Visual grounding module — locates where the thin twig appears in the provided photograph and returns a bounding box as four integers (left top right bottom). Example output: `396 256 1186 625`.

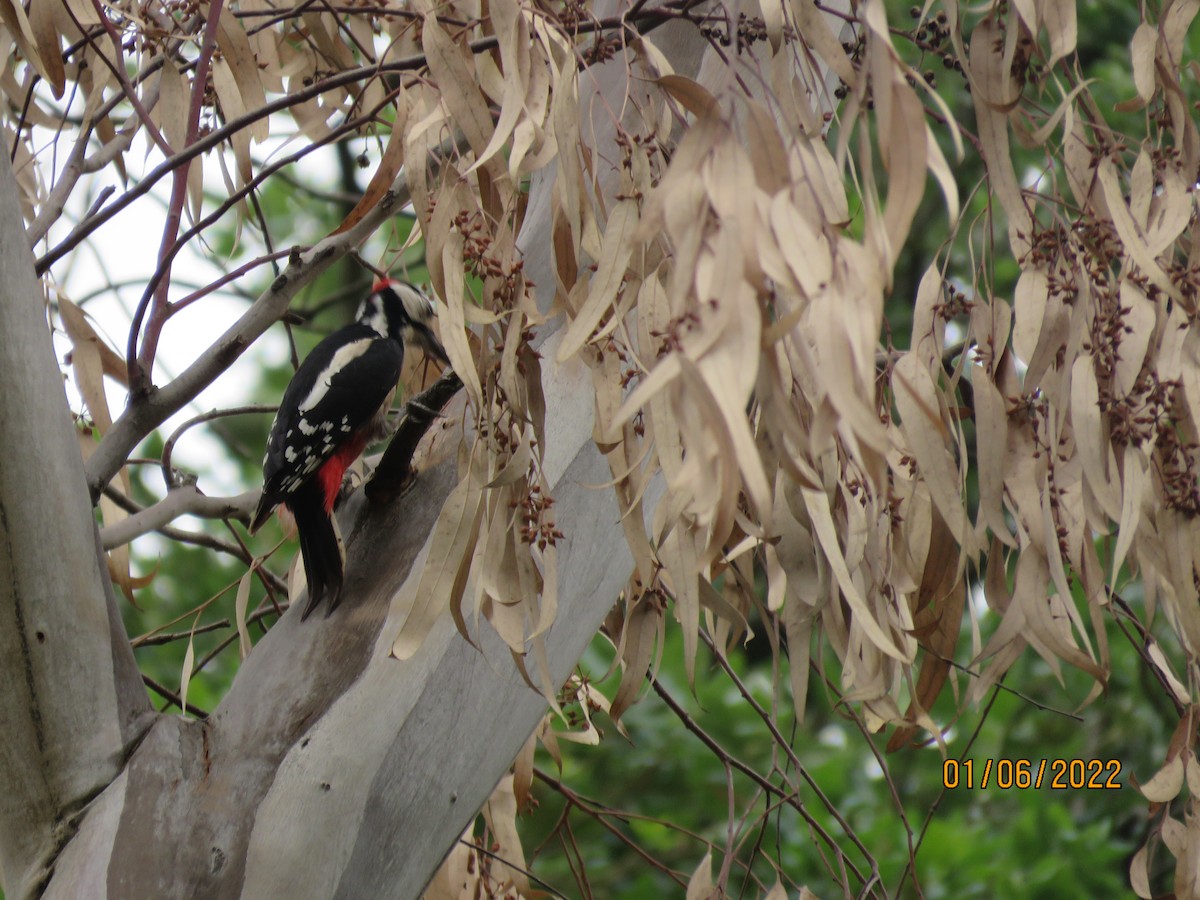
133 595 287 648
134 618 231 647
143 673 209 718
648 674 874 894
170 250 292 313
696 631 883 889
160 405 277 490
83 0 173 155
128 0 227 394
534 768 691 888
899 685 1003 892
461 840 572 900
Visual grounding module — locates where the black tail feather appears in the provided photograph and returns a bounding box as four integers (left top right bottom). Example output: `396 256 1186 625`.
289 482 344 620
247 491 275 535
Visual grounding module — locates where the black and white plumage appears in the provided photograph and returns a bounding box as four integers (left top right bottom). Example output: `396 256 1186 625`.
249 278 448 619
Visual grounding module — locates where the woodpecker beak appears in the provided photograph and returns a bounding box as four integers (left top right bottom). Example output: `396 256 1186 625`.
408 321 451 368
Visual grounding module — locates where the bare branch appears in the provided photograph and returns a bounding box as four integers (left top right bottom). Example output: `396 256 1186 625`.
367 372 464 503
99 486 258 550
142 674 208 718
26 126 93 246
82 0 173 156
128 0 227 394
648 674 877 894
160 405 277 489
100 486 286 591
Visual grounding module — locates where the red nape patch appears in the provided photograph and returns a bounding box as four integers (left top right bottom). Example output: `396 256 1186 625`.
316 430 373 513
371 276 395 294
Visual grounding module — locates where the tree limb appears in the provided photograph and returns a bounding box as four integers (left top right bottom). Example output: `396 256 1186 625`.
366 372 464 504
0 150 152 899
98 486 259 550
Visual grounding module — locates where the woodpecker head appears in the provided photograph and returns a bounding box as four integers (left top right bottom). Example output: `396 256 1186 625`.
361 278 450 367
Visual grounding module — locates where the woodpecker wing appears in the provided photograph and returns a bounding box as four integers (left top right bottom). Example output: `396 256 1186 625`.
256 323 404 518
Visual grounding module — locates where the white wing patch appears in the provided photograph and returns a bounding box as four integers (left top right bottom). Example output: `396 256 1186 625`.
298 338 374 412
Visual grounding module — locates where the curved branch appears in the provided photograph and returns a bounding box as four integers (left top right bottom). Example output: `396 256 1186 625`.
99 486 259 550
128 0 226 394
367 372 464 503
160 405 277 489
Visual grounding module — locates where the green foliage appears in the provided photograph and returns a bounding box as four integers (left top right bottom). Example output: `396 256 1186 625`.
523 614 1156 898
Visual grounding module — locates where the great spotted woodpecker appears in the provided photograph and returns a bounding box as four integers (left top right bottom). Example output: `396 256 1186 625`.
249 278 449 619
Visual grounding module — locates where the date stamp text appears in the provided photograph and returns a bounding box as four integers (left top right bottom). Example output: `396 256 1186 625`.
942 758 1123 790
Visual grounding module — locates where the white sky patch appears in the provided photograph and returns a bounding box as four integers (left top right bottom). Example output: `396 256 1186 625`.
1021 163 1050 192
818 724 846 748
969 579 989 619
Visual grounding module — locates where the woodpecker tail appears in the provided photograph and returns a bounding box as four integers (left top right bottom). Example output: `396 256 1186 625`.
288 481 344 619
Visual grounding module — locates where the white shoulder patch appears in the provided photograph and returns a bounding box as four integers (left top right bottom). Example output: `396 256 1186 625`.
299 338 374 412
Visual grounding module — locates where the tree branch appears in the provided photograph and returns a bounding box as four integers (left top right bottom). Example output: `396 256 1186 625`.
366 372 464 504
99 486 259 550
128 0 226 394
83 0 173 157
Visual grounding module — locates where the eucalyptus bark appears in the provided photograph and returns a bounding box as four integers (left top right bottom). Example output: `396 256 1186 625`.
0 144 153 897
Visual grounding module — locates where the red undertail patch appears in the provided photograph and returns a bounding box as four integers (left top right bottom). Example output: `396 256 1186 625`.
316 430 373 514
